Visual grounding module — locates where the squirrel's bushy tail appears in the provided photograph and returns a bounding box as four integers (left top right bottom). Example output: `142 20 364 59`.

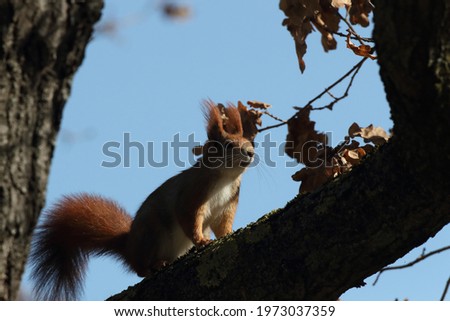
30 193 133 300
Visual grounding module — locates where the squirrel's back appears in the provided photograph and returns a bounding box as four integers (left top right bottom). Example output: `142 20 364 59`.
30 194 132 300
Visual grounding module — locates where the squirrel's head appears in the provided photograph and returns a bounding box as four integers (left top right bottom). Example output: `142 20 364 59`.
201 100 255 170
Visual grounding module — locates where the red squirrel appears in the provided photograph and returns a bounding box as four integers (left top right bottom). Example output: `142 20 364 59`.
29 100 256 300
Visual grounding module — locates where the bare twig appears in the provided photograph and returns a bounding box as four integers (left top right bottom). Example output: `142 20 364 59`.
258 57 368 133
326 90 338 100
337 12 365 45
299 57 367 110
258 121 286 133
262 111 287 124
312 58 365 111
312 17 374 43
311 12 375 42
440 277 450 301
332 30 374 43
258 111 288 133
373 245 450 286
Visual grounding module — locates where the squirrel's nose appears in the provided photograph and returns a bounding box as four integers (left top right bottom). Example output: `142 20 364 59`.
245 149 255 158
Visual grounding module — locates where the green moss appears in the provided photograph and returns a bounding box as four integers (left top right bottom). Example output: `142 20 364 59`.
256 207 282 223
244 223 272 244
285 193 302 207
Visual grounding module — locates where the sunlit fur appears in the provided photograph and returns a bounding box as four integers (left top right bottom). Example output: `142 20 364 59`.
30 194 132 300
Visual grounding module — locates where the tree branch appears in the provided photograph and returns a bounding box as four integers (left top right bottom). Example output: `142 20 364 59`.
440 277 450 301
372 246 450 285
261 111 287 124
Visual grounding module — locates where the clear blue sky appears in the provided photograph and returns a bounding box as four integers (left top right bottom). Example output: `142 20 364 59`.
22 0 449 300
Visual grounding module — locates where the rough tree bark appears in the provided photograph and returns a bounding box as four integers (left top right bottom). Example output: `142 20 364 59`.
0 0 103 300
109 0 449 300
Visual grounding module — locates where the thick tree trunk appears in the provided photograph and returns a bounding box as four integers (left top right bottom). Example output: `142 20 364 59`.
109 0 449 300
0 0 102 300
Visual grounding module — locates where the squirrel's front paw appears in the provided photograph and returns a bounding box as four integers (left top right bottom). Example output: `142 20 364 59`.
194 238 212 247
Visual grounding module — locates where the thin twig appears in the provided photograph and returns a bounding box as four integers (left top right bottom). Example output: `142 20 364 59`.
373 245 450 286
312 58 365 111
332 30 374 43
311 13 375 43
262 111 287 124
298 57 367 110
337 12 365 45
258 57 368 133
313 19 374 43
440 277 450 301
258 121 286 133
326 90 338 100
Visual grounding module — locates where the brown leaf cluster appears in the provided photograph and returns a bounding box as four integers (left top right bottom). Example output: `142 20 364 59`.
348 122 390 145
285 106 328 167
237 101 263 141
279 0 373 72
348 0 373 27
287 113 390 193
292 165 337 194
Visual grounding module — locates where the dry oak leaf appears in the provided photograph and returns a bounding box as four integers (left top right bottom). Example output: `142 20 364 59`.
285 106 328 167
280 0 340 73
349 0 373 27
348 122 390 145
292 164 336 193
312 1 339 53
346 33 377 59
360 143 375 154
237 101 263 142
247 100 271 110
342 147 366 165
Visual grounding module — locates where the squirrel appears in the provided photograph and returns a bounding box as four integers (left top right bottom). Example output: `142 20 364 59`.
29 100 256 300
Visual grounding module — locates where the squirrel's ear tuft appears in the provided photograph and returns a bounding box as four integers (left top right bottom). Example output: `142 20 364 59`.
202 99 226 141
224 104 243 136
